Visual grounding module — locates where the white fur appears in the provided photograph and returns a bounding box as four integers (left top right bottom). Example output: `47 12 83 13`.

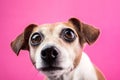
62 52 98 80
74 52 97 80
29 23 98 80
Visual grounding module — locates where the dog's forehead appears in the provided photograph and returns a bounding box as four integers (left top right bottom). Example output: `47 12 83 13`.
32 22 74 34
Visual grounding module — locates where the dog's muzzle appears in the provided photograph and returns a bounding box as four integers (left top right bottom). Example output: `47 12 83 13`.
40 46 63 71
41 46 59 63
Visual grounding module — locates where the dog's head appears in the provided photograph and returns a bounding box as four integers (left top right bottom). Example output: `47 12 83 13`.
11 18 100 79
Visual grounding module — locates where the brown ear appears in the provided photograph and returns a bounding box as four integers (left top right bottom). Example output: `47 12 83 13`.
69 18 100 46
11 24 37 55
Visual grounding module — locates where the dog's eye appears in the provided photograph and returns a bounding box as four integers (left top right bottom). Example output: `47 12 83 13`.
30 33 43 46
61 28 76 42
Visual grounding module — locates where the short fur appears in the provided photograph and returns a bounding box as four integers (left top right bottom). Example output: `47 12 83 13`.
11 18 105 80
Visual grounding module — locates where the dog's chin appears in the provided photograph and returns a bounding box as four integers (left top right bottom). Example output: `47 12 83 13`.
38 66 63 71
37 66 69 78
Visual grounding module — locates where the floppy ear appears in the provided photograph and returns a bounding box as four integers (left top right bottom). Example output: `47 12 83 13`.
10 24 37 55
69 18 100 46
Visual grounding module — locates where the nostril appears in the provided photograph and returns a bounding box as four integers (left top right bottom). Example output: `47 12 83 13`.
41 50 47 59
51 49 58 59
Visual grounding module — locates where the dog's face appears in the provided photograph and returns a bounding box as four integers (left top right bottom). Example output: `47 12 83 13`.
11 18 100 79
29 23 81 78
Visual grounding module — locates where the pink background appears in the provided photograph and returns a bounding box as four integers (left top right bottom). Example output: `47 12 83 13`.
0 0 120 80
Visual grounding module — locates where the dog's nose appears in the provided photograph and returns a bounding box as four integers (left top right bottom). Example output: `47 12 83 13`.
41 46 59 62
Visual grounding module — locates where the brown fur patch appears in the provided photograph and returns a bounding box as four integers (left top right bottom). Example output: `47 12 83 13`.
11 24 37 55
69 18 100 46
11 33 24 55
74 51 82 68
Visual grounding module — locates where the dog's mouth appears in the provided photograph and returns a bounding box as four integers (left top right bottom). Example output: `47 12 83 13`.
39 66 63 71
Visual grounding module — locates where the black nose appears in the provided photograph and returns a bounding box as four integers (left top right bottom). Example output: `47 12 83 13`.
41 46 59 63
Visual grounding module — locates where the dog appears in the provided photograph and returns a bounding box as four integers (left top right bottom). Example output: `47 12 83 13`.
11 18 105 80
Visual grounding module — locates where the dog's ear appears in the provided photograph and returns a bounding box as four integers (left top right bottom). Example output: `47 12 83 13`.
69 18 100 46
11 24 37 55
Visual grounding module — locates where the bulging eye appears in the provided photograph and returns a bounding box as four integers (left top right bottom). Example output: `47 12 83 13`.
30 32 43 46
61 28 76 42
